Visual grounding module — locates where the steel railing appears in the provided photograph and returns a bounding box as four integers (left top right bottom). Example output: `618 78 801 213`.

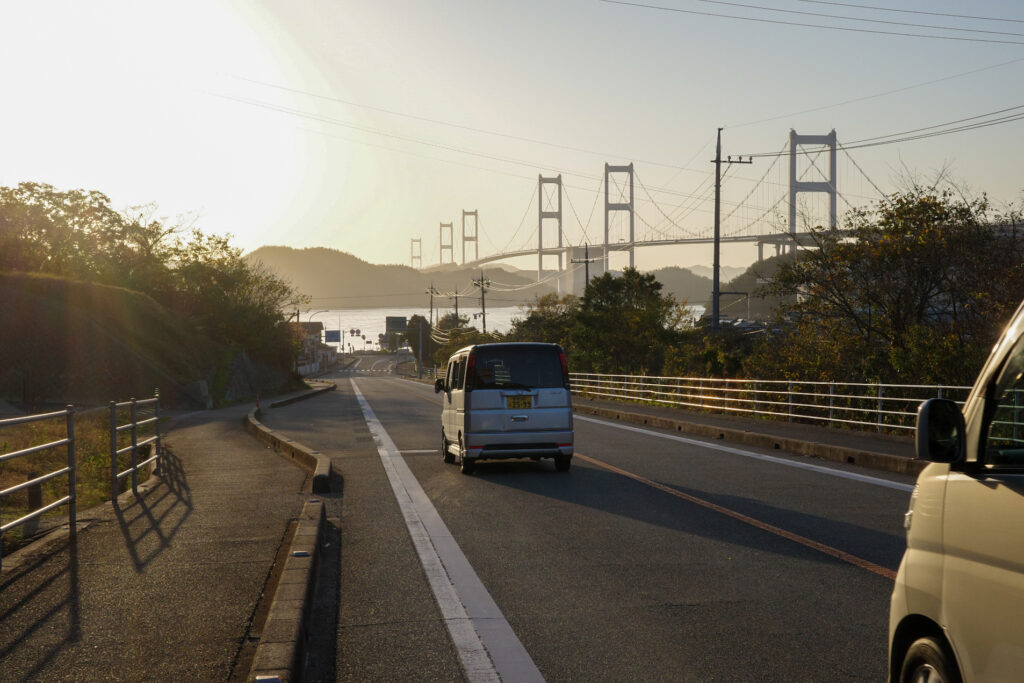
1 391 161 571
109 392 162 500
570 373 972 433
0 406 76 570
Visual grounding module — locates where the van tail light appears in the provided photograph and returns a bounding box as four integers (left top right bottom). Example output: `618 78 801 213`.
559 350 570 389
465 352 476 391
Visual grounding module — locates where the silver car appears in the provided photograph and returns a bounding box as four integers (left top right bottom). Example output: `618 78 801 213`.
435 342 574 474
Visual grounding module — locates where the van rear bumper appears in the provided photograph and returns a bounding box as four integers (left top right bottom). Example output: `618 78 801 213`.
464 430 574 459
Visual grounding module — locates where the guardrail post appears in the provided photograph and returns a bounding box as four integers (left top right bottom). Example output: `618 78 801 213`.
109 401 118 502
154 389 162 476
788 382 793 422
23 472 42 537
824 384 831 420
877 385 884 433
66 404 77 537
130 398 139 495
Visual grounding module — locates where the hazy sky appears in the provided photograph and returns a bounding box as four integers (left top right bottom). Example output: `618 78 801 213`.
3 0 1022 271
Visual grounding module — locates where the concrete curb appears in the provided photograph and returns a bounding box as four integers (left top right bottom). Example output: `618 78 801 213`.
574 403 926 477
268 381 336 409
245 410 332 494
249 496 326 683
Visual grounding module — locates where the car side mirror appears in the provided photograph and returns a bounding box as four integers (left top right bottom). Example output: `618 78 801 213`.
916 398 966 463
434 378 445 394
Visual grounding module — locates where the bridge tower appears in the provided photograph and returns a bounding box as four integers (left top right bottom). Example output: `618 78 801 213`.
604 163 634 271
439 222 454 265
538 175 563 281
788 129 837 250
462 210 478 264
410 238 422 269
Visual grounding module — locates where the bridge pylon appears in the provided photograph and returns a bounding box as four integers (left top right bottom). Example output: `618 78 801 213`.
788 129 837 250
538 175 563 282
410 238 422 269
461 210 478 264
604 163 634 271
439 222 454 265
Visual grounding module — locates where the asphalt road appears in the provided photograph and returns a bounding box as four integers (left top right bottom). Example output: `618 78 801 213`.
263 372 915 681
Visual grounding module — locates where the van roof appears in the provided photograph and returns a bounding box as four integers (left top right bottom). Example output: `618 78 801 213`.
451 341 562 355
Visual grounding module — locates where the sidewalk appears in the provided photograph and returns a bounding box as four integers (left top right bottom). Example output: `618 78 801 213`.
0 403 308 681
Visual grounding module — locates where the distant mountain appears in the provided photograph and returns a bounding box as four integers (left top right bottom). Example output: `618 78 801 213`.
246 246 558 309
699 253 798 321
683 264 747 283
647 267 712 306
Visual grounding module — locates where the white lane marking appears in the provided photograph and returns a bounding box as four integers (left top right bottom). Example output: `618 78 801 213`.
574 414 914 493
351 379 543 683
400 449 438 454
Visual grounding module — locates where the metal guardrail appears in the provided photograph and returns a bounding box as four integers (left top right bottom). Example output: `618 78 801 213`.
570 373 972 433
0 391 161 571
109 392 162 500
0 406 76 570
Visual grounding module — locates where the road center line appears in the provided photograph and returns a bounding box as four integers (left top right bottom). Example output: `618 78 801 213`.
574 451 897 581
351 379 543 683
574 414 914 492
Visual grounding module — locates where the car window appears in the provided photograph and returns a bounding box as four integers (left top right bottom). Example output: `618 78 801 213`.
473 347 562 390
451 357 465 390
984 334 1024 467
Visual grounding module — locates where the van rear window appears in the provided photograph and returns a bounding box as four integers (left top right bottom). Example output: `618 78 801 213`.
472 347 563 390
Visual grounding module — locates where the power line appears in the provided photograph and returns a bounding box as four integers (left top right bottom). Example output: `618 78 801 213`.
742 103 1024 157
728 56 1024 129
692 0 1024 38
232 75 709 174
797 0 1024 24
598 0 1024 45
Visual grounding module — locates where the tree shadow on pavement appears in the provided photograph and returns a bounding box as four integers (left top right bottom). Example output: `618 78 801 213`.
112 445 193 572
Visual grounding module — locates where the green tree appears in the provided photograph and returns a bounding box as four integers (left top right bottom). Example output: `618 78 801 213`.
570 267 685 374
504 293 578 349
751 188 1024 384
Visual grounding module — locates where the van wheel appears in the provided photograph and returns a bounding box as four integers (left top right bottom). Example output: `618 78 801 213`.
441 432 454 464
460 455 476 475
899 637 960 683
554 455 572 472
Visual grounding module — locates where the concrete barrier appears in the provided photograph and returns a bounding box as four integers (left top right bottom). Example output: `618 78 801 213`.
245 409 332 494
573 403 926 477
248 496 325 682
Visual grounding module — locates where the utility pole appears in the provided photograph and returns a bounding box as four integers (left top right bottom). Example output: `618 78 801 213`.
472 271 491 334
712 128 752 333
570 243 599 292
426 284 438 327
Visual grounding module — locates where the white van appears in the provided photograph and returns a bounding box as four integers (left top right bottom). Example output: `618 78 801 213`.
434 342 574 474
889 299 1024 683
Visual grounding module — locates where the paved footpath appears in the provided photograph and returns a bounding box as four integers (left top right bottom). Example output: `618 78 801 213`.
0 403 307 681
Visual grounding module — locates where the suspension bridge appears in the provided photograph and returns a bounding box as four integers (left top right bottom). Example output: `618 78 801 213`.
411 129 889 297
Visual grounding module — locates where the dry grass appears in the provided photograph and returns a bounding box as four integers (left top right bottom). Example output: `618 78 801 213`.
1 404 158 551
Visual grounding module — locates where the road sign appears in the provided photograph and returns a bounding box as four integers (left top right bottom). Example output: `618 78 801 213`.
385 316 407 334
325 330 340 343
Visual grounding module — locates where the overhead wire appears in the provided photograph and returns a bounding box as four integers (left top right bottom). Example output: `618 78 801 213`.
796 0 1024 24
692 0 1024 38
598 0 1024 45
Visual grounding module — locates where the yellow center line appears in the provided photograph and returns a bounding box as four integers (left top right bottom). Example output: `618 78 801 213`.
574 451 897 581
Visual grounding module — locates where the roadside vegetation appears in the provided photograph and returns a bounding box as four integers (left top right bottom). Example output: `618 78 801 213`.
0 182 306 407
411 187 1023 387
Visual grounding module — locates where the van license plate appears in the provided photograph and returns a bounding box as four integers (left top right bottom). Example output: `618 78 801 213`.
506 395 531 409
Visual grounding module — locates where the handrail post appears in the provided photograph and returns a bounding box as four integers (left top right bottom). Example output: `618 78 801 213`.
109 401 118 503
829 383 835 428
788 381 793 422
877 385 884 433
153 389 162 476
66 405 77 537
130 398 139 495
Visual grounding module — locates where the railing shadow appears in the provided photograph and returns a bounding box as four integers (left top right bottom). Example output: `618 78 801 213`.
0 531 81 678
112 445 193 572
